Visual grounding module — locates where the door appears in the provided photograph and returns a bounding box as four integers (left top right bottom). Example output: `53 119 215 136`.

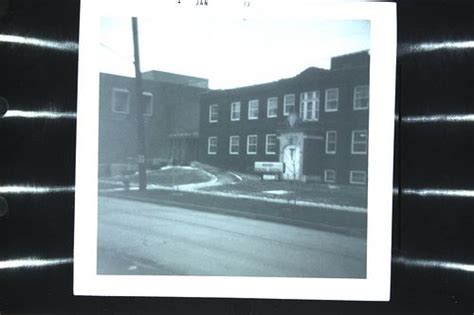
282 144 301 180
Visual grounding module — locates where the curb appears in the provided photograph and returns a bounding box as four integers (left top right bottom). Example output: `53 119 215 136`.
102 192 366 239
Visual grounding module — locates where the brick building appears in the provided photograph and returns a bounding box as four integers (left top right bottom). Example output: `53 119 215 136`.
198 51 370 185
99 70 208 175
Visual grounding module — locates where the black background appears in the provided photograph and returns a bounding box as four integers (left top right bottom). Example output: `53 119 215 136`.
1 0 473 314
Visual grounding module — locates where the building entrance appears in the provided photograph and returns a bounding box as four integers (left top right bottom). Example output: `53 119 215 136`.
279 132 304 180
282 145 301 180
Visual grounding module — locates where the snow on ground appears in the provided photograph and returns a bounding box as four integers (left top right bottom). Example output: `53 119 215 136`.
99 165 219 192
263 190 290 195
100 182 366 213
100 184 366 213
160 165 197 171
174 189 366 213
228 172 243 182
99 165 366 213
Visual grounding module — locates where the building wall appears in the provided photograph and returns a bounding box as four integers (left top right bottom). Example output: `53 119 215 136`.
198 51 370 185
199 84 284 173
99 73 206 171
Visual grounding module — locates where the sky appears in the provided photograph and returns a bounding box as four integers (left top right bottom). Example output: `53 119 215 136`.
100 15 369 89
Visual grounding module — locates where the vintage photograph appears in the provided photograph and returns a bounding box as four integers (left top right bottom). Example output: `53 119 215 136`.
96 14 369 278
74 0 396 300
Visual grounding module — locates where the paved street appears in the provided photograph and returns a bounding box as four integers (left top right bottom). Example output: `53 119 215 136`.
97 196 366 278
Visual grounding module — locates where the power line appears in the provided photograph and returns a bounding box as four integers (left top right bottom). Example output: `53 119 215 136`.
100 42 134 64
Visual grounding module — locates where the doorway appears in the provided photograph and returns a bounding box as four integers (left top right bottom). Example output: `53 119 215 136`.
282 144 302 180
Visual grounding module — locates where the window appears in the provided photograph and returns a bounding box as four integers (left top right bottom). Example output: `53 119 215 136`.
353 85 369 110
283 94 296 116
142 92 153 116
248 100 259 120
325 131 337 154
324 170 336 183
351 130 368 154
300 91 319 121
231 102 241 121
350 171 367 185
247 135 257 154
325 88 339 112
209 104 218 122
267 97 278 118
265 134 277 155
229 136 239 154
112 88 130 114
208 137 217 155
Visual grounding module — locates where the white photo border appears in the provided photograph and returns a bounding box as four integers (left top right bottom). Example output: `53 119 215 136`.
74 0 397 301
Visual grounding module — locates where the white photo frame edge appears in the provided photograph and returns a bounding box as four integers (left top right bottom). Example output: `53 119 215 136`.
74 0 397 301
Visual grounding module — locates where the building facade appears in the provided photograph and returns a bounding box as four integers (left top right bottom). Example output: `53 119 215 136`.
99 71 208 175
198 51 370 185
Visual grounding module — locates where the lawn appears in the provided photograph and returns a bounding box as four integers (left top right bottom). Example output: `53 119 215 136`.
99 166 214 189
99 162 367 208
200 175 368 208
141 166 214 186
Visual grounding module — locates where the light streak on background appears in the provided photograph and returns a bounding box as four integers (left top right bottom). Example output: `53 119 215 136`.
0 185 75 194
399 40 474 55
0 34 78 52
3 110 76 119
0 257 73 270
394 256 474 273
402 114 474 123
402 188 474 198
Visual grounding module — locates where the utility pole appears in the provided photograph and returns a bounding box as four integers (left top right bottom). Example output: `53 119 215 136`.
132 17 147 191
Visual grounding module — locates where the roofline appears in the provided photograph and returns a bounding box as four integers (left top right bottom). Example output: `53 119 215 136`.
331 49 370 59
200 67 329 96
142 69 208 82
100 71 209 83
100 72 210 91
202 50 369 95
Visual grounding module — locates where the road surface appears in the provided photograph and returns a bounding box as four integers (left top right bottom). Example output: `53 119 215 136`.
97 196 366 278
